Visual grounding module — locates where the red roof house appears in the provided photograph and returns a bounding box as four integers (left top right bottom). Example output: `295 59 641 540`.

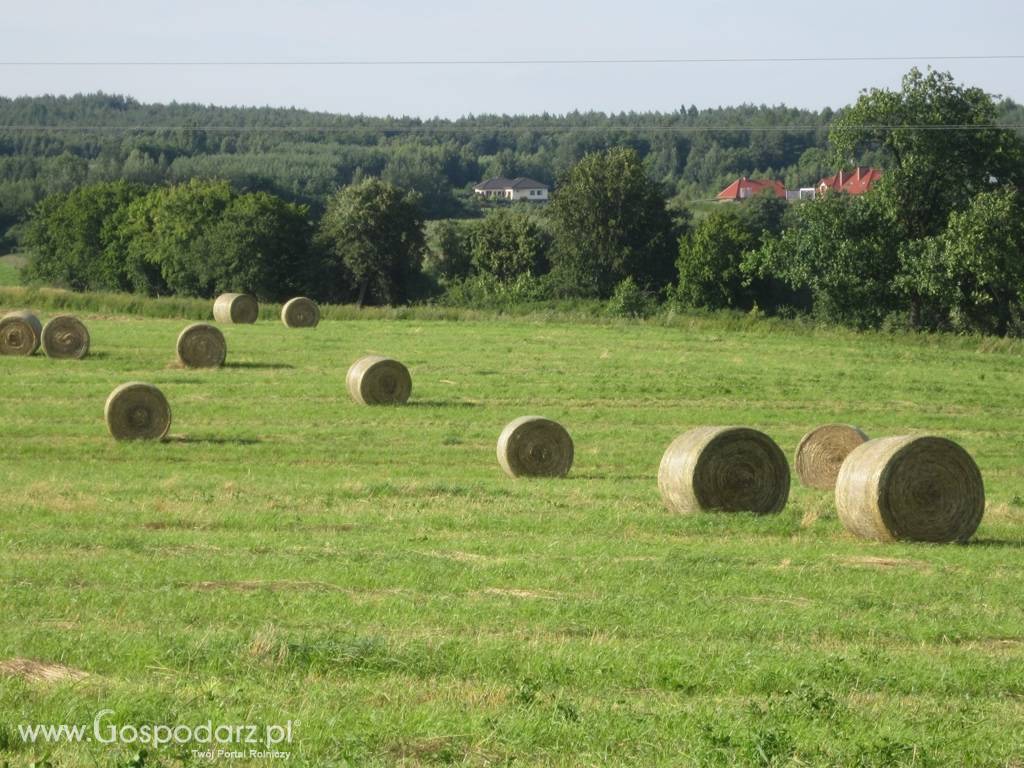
716 177 787 202
817 167 883 196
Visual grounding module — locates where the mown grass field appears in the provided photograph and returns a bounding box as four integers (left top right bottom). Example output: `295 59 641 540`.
2 297 1024 767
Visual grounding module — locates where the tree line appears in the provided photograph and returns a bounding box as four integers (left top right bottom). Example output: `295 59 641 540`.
9 86 1022 243
17 68 1024 335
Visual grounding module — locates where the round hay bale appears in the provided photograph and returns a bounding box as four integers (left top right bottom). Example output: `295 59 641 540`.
835 435 984 543
346 355 412 405
658 426 790 515
213 293 259 324
176 323 227 368
0 310 42 356
497 416 574 478
41 314 90 359
105 382 171 441
794 424 869 490
281 297 319 328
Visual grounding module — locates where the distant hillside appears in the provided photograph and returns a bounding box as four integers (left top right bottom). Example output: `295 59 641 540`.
1 92 1021 242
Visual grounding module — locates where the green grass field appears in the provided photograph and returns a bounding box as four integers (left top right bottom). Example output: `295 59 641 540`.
0 254 25 286
2 300 1024 767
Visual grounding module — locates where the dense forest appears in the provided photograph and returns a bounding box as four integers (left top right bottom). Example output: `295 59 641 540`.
9 70 1024 336
7 90 1008 242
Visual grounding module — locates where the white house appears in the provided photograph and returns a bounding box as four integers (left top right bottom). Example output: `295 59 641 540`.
473 177 549 202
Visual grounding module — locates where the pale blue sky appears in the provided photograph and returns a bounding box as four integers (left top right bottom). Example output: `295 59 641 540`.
1 0 1021 117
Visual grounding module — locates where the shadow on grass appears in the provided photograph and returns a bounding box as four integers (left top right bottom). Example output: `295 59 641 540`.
968 538 1024 548
408 399 483 408
165 435 262 446
224 361 295 370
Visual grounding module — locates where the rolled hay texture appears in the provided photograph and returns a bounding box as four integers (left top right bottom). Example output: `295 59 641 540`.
0 310 42 356
281 297 319 328
795 424 869 490
105 382 171 441
835 435 985 543
213 293 259 324
497 416 574 478
176 323 227 368
346 355 412 405
658 427 790 515
41 314 90 359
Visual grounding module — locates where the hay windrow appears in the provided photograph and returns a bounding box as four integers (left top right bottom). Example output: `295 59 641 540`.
658 426 790 515
176 323 227 368
41 314 90 359
346 355 412 405
213 293 259 324
835 435 985 543
0 310 42 356
795 423 869 490
104 382 172 441
0 658 88 683
281 296 319 328
497 416 574 478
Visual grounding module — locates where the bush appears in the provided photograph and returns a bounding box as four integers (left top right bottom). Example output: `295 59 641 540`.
470 207 551 281
606 277 657 319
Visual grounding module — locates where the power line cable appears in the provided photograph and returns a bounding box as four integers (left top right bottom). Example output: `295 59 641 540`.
0 54 1022 66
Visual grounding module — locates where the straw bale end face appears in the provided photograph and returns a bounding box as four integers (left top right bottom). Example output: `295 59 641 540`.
42 314 90 359
0 310 43 356
105 382 172 441
176 323 227 368
835 435 984 543
346 355 412 405
658 426 790 515
795 424 869 490
497 416 574 478
281 297 319 328
213 293 259 324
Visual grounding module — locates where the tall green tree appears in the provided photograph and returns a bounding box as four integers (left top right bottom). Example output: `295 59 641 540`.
749 192 901 328
201 193 313 300
830 67 1024 242
317 179 425 306
676 193 789 311
899 188 1024 335
23 180 146 290
470 208 551 281
548 147 677 297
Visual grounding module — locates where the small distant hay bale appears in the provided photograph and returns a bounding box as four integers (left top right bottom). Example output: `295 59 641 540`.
346 355 412 405
795 424 869 490
0 310 42 356
41 314 90 359
835 435 984 543
213 293 259 324
497 416 574 478
281 297 319 328
176 323 227 368
658 426 790 515
105 382 172 441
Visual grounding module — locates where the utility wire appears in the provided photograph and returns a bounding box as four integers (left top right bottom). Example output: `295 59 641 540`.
0 54 1022 66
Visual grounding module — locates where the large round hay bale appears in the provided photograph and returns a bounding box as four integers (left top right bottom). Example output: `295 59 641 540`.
795 424 869 490
41 314 90 359
0 310 42 356
105 382 171 441
658 426 790 515
281 297 319 328
346 355 412 405
213 293 258 324
497 416 574 478
176 323 227 368
835 435 984 543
